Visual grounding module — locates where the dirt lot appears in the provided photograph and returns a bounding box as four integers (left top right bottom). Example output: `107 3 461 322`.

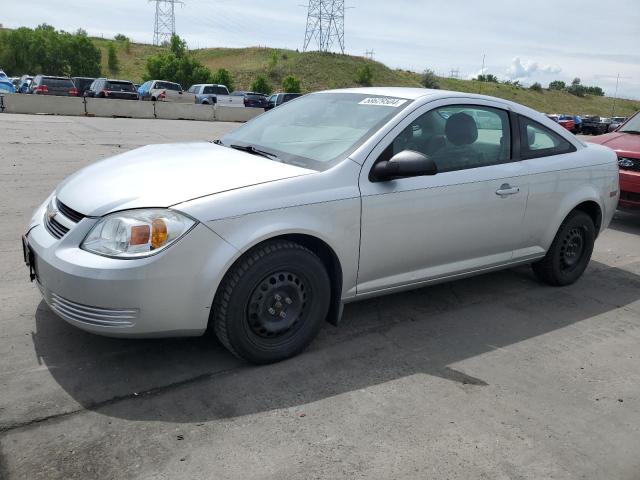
1 114 639 480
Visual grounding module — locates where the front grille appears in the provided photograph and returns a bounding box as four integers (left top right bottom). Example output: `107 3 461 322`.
618 157 640 172
44 214 69 239
44 198 85 239
56 199 85 223
621 191 640 203
49 292 137 327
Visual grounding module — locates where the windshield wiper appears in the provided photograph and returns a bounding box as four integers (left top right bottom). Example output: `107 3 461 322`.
229 144 279 159
621 130 640 135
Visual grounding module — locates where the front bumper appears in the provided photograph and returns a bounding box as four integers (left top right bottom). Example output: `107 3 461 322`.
619 169 640 209
24 206 238 338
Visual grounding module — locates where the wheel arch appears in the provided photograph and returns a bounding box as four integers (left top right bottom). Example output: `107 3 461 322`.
211 232 345 328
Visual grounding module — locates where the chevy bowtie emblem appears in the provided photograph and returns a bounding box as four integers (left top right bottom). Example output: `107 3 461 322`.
47 205 58 220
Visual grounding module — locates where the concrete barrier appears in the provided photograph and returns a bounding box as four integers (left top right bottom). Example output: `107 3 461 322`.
0 95 260 123
3 94 85 116
215 106 264 122
155 102 215 121
86 98 155 119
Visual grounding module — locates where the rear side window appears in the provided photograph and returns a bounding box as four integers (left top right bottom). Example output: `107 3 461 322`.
155 81 181 91
518 116 575 159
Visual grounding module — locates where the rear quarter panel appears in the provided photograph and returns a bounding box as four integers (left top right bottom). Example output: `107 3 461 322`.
520 143 618 255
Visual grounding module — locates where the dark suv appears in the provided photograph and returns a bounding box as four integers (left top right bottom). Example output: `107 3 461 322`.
29 76 78 96
85 78 138 100
231 91 268 108
72 77 96 97
265 92 302 111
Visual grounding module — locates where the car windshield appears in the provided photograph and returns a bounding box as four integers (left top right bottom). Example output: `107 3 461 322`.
221 92 412 170
619 114 640 133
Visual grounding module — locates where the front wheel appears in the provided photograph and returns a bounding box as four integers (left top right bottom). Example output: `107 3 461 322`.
532 210 595 286
212 240 330 364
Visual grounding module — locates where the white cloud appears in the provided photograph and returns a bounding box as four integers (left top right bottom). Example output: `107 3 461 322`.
506 57 561 79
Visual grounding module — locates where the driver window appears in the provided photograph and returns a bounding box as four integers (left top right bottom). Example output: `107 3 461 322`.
386 105 512 173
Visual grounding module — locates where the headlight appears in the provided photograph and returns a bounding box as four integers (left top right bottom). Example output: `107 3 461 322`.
81 209 196 258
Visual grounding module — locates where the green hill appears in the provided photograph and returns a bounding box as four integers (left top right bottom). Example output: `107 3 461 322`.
90 38 638 117
2 29 636 117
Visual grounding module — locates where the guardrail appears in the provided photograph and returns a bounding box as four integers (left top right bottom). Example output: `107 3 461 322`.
0 95 263 123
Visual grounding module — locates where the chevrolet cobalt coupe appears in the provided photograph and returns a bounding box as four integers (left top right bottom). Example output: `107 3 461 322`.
23 88 619 364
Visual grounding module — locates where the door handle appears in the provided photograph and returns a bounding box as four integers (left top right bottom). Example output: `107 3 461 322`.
496 184 520 197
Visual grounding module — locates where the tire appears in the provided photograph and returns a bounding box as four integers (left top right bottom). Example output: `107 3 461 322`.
532 210 595 286
212 240 331 364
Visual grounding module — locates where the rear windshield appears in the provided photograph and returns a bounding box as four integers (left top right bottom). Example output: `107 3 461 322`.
203 86 228 95
42 77 74 88
154 81 181 91
246 94 265 100
106 81 135 92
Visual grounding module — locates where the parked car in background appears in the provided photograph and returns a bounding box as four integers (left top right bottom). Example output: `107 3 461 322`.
85 78 138 100
581 116 611 135
28 75 78 96
72 77 96 98
231 91 268 108
546 114 559 123
608 117 627 133
17 75 33 93
0 78 16 93
557 114 576 133
23 87 619 364
10 77 21 89
138 80 188 102
588 111 640 210
265 92 302 111
186 84 242 106
0 69 6 78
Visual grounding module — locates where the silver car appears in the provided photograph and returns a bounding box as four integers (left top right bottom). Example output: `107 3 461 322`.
23 87 619 364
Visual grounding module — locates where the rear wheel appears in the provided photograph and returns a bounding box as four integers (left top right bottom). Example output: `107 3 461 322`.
532 210 595 286
212 240 330 364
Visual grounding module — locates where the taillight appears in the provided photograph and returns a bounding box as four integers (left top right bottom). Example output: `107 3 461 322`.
69 87 78 96
158 91 166 101
35 85 49 94
101 89 109 97
244 98 249 106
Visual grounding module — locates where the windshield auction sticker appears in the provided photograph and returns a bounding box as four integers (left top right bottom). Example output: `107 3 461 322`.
359 97 408 107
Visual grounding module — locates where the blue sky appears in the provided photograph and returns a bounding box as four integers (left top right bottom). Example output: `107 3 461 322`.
3 0 639 98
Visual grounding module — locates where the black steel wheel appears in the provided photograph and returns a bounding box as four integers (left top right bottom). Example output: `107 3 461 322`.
532 210 595 286
212 240 330 364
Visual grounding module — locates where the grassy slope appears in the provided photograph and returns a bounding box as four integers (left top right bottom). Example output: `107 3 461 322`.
25 35 640 117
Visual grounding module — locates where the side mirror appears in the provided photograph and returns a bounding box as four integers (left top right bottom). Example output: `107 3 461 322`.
371 150 438 182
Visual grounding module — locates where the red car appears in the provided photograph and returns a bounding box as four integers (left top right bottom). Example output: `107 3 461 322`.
558 115 575 133
587 112 640 209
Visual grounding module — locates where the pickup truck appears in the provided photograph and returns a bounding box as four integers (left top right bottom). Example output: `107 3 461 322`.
186 84 243 107
581 116 612 136
138 80 192 103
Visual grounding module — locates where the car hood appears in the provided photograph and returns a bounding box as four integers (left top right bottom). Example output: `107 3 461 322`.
587 132 640 156
56 142 314 217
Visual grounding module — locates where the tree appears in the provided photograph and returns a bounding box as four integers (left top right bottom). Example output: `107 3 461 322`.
420 69 439 89
251 75 272 95
169 34 187 58
282 75 301 93
475 73 498 83
211 68 234 92
529 82 543 92
586 85 605 96
144 36 213 89
355 65 373 86
567 77 586 97
107 42 119 75
548 80 565 90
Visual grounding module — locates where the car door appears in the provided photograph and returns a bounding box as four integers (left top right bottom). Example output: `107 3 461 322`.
357 99 528 295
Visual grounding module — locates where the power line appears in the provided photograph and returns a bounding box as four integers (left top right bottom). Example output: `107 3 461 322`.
150 0 183 46
303 0 345 54
365 49 375 60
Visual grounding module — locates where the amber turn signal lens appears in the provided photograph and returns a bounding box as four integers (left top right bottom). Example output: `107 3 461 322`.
151 219 168 249
130 225 150 245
